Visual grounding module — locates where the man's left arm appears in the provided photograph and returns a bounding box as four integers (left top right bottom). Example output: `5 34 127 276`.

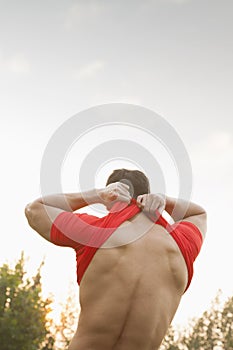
24 202 64 242
25 182 131 242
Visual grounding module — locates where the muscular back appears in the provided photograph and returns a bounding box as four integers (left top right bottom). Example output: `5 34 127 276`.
69 212 188 350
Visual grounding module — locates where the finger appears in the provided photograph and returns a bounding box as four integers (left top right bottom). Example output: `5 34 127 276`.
116 186 131 195
117 194 131 203
115 190 131 202
114 182 129 192
136 195 143 204
142 196 159 221
148 205 160 222
109 183 131 202
136 196 143 208
148 197 157 218
137 194 147 208
143 195 154 214
157 202 165 214
118 182 130 190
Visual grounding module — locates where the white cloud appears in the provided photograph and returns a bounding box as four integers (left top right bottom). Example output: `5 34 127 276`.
72 60 105 79
191 130 233 197
192 130 233 170
7 54 31 74
0 53 31 74
64 1 106 31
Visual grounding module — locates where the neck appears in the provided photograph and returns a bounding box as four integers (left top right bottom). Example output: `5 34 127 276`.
109 198 137 214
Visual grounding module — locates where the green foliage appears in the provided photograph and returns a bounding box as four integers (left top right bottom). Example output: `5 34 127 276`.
54 287 79 350
221 295 233 349
0 253 55 350
160 290 233 350
159 325 181 350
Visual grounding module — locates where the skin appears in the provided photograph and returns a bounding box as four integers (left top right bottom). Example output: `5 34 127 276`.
25 182 207 350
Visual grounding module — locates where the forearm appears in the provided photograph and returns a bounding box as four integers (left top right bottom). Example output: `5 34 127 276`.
29 182 131 213
165 196 206 222
33 189 102 212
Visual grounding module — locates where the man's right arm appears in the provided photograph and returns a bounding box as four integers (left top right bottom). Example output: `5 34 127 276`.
165 196 207 238
137 194 207 239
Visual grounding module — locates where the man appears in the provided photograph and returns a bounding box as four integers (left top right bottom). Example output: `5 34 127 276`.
25 168 207 350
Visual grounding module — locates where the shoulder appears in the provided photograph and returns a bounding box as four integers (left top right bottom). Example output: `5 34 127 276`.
181 212 207 240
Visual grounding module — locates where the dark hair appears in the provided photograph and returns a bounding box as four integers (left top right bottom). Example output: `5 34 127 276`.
106 168 150 199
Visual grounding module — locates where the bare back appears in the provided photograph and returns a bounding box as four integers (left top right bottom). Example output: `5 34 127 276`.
68 212 188 350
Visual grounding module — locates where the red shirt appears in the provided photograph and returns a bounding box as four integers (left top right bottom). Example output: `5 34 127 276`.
50 199 203 292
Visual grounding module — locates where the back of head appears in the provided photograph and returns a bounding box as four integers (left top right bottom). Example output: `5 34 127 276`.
106 168 150 199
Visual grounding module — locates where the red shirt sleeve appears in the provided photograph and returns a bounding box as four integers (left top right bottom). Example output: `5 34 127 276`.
169 220 203 260
50 211 99 248
168 220 203 292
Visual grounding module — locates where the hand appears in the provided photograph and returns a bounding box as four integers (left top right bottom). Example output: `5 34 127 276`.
99 182 132 209
136 193 165 221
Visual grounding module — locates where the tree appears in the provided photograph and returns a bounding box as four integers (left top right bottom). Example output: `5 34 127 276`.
221 295 233 349
0 253 55 350
179 290 232 350
160 325 181 350
54 285 79 350
159 291 233 350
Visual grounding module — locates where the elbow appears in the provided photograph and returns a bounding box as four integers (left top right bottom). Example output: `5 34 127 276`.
201 209 207 228
196 205 207 219
198 208 207 220
202 209 207 217
198 207 207 221
203 210 207 226
197 204 207 216
200 211 208 237
25 202 39 229
25 203 32 220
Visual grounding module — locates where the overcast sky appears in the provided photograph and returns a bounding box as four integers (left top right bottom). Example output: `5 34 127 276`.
0 0 232 326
